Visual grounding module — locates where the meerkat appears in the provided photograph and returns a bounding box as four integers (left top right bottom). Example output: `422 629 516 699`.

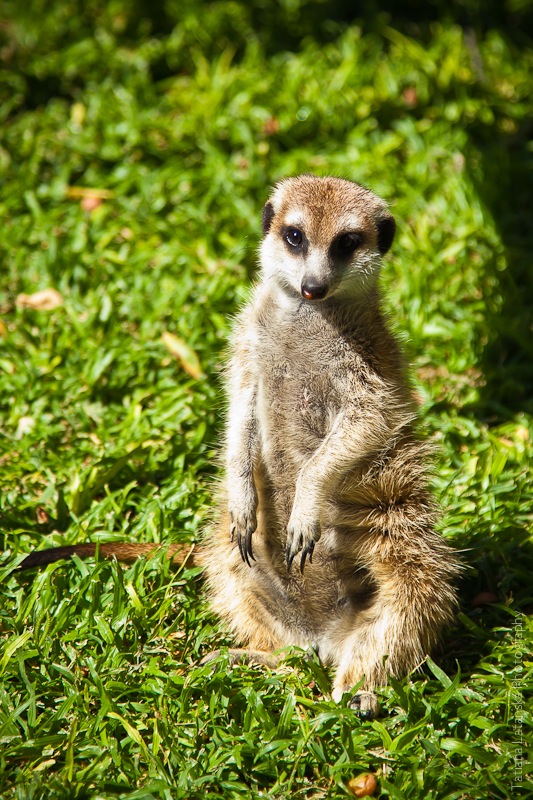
20 175 460 718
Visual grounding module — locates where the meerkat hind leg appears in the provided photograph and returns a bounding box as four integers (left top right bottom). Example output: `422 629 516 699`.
349 690 379 720
331 681 379 719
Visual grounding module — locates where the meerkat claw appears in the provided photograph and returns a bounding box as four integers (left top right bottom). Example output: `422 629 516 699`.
237 531 247 564
300 540 315 572
285 535 303 571
245 527 255 562
237 527 255 566
285 543 294 571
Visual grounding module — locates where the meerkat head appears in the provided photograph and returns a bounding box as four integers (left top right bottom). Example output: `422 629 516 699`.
260 175 395 304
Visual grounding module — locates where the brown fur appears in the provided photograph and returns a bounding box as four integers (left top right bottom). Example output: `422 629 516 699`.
21 176 460 718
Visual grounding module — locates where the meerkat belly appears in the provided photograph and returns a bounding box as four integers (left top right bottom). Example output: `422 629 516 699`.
248 541 377 647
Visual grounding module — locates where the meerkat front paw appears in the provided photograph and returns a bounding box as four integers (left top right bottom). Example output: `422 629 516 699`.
229 507 257 566
285 510 321 571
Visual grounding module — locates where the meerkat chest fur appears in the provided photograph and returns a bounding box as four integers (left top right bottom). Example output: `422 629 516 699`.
248 293 402 484
255 302 344 465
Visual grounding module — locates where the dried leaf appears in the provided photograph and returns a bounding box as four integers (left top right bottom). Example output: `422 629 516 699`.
402 86 418 107
66 186 114 200
36 507 49 524
70 101 86 128
162 331 205 379
16 289 63 311
15 416 35 438
33 759 57 772
262 116 280 135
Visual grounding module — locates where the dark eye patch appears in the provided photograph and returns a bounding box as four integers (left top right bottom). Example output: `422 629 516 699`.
331 232 363 258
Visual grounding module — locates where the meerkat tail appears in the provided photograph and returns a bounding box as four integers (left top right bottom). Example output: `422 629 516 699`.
19 542 201 571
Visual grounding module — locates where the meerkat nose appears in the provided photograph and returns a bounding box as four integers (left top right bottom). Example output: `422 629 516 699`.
301 280 329 301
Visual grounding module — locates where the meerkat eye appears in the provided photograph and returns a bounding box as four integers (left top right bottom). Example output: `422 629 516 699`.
334 233 363 256
285 227 303 248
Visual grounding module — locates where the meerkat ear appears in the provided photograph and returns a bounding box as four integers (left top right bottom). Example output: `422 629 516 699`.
262 201 275 236
376 215 396 255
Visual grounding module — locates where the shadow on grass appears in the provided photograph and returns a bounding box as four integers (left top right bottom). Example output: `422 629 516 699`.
466 128 533 419
453 119 533 636
6 0 533 108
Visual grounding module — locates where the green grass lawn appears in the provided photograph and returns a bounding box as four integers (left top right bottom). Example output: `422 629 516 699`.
1 1 532 797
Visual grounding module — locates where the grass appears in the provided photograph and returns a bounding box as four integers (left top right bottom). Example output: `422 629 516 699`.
1 1 532 797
